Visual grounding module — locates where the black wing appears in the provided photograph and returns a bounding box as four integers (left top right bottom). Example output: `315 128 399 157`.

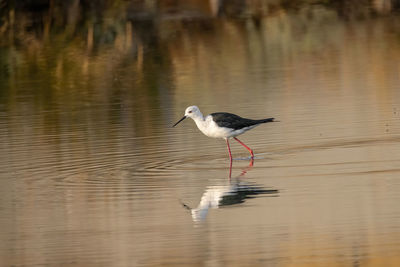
211 112 273 130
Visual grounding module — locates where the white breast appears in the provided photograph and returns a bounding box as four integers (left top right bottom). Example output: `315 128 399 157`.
194 115 232 139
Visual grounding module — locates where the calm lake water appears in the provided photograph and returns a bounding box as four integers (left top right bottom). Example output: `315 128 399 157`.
1 2 400 266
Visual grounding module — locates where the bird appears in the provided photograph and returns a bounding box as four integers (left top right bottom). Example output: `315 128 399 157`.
173 106 276 161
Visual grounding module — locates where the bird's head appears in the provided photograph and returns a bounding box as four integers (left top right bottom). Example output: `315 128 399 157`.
184 106 201 118
173 106 202 127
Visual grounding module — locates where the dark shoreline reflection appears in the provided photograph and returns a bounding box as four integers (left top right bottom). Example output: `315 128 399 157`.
1 1 399 140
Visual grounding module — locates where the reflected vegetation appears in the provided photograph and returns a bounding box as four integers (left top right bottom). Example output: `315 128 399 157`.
1 0 400 127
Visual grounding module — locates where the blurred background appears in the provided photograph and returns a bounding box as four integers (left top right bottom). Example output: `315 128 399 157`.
1 0 400 266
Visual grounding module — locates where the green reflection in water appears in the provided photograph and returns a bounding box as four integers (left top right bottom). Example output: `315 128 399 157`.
0 0 399 135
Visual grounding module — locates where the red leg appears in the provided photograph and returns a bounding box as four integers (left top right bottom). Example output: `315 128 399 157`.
226 138 233 161
226 139 233 178
233 137 254 158
228 159 232 179
239 158 254 177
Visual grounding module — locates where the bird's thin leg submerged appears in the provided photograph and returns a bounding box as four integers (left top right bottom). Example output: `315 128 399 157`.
240 158 254 176
233 137 254 158
226 139 233 161
226 139 233 178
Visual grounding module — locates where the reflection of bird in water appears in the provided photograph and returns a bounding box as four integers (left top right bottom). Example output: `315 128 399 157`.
173 106 276 162
182 179 278 222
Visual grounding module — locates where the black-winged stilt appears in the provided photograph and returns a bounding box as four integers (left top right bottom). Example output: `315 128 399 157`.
173 106 276 161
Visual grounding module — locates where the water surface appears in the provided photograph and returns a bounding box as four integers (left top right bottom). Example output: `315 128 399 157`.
1 2 400 266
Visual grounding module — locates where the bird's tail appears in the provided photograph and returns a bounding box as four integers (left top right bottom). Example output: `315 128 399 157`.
258 118 276 123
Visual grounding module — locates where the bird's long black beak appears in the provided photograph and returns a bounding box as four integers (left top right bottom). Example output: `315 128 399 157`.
173 116 187 127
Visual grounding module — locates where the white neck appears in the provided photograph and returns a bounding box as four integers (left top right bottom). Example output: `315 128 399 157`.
191 112 205 127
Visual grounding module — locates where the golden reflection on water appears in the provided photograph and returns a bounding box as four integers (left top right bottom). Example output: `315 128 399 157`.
1 2 400 266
